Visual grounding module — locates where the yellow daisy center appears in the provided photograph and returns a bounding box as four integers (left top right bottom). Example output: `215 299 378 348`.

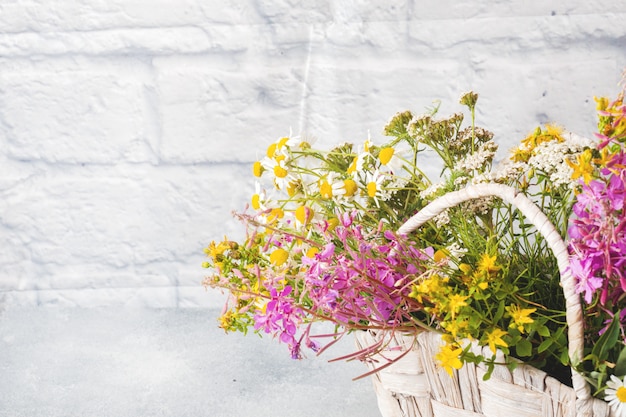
617 386 626 403
269 248 289 266
319 179 333 199
343 179 357 197
274 165 288 178
277 137 290 148
251 194 261 210
379 147 395 165
253 161 263 177
267 143 277 158
295 206 312 225
367 181 377 197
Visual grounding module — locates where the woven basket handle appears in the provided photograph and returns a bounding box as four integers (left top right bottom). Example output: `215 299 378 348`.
396 183 592 409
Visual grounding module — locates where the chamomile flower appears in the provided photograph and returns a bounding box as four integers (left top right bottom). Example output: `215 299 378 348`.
362 170 389 207
266 133 299 159
605 375 626 417
318 173 345 200
262 157 294 190
251 182 268 211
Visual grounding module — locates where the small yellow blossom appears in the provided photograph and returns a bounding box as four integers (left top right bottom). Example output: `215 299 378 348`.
477 253 501 275
206 239 230 262
566 148 594 184
409 275 448 303
446 294 469 319
485 328 508 354
595 96 609 111
442 319 469 339
435 343 463 376
506 304 536 333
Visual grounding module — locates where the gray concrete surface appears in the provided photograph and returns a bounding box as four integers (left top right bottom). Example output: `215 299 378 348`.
0 307 380 417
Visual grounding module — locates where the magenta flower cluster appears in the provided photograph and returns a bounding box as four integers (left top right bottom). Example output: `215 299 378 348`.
252 211 433 359
568 151 626 309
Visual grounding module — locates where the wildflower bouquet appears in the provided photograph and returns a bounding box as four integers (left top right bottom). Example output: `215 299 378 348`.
203 80 626 413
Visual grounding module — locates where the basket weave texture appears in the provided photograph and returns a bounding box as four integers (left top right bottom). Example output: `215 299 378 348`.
355 184 616 417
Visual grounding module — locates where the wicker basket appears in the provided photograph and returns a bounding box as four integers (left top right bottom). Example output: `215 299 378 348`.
356 183 616 417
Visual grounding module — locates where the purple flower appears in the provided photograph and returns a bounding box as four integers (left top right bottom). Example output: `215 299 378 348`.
569 257 603 303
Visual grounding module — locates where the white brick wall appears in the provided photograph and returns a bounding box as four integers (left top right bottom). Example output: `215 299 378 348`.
1 1 625 307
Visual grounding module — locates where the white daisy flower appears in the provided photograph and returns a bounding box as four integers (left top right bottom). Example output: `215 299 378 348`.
318 172 345 200
251 182 268 211
605 374 626 417
261 157 293 190
361 170 391 208
266 131 299 159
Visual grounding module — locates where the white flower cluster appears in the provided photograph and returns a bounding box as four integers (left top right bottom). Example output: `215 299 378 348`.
420 182 445 200
455 140 498 173
528 132 594 188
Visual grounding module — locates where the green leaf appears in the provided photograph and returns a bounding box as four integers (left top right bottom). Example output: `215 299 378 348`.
614 346 626 376
592 316 621 362
483 362 495 381
536 324 551 338
538 339 553 354
494 301 506 323
516 339 532 357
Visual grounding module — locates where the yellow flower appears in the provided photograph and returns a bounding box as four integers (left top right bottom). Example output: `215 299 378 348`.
477 253 501 275
442 319 469 339
206 239 230 262
594 96 609 111
544 123 564 142
485 328 508 354
506 304 536 333
566 148 594 184
446 294 469 319
435 343 463 377
409 274 448 303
